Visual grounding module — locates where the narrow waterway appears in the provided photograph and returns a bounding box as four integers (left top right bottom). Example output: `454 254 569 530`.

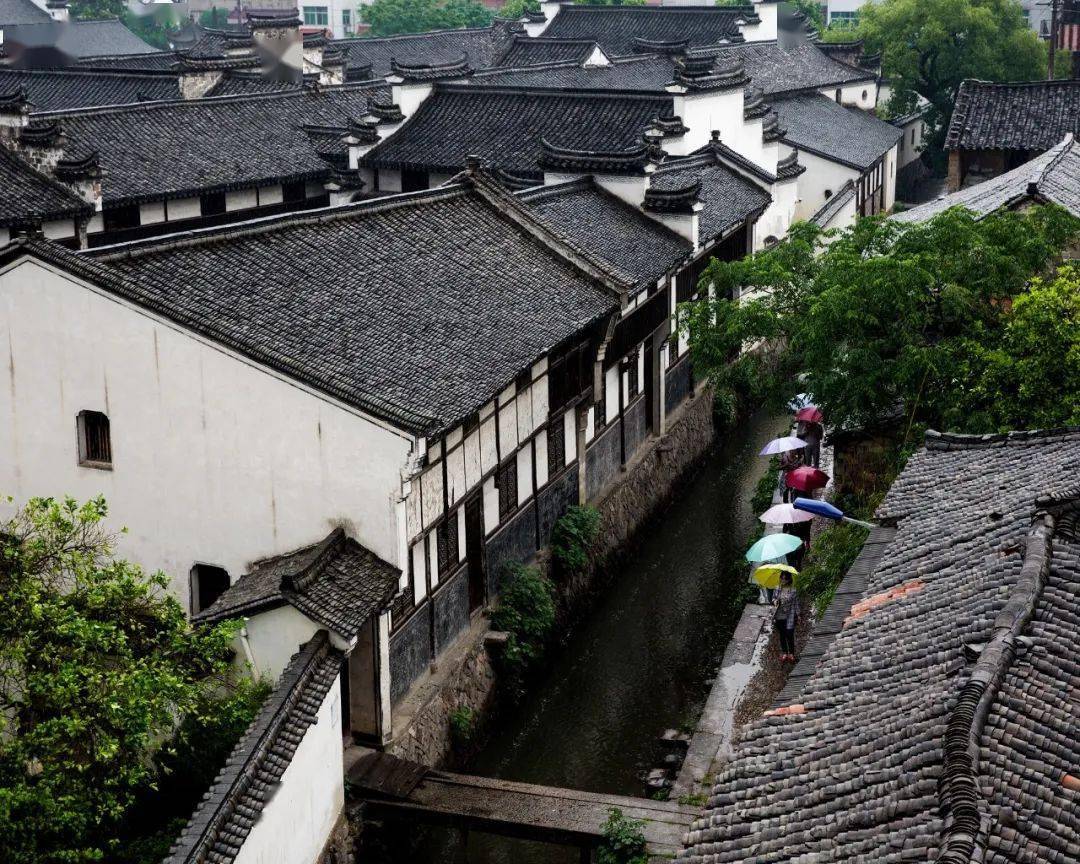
365 408 785 864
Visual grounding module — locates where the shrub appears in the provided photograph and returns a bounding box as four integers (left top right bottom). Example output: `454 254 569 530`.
751 454 781 516
797 522 869 616
551 505 601 579
597 808 648 864
490 563 556 686
448 706 475 749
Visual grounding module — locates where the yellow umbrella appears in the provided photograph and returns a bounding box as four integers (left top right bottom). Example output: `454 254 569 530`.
752 564 799 589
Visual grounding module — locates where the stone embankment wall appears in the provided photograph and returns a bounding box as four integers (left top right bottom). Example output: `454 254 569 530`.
385 387 717 769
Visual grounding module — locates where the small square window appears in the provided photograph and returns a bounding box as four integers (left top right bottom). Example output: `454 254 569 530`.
76 410 112 468
191 563 230 614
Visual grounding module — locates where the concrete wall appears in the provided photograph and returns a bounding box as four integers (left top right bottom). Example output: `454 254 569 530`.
0 258 412 608
233 680 344 864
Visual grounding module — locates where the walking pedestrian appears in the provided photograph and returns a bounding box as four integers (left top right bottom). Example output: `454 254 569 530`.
780 448 803 502
773 571 799 662
799 421 823 468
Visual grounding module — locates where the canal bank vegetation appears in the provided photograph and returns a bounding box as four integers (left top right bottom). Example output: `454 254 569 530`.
490 562 557 693
598 808 648 864
681 205 1080 451
551 505 602 581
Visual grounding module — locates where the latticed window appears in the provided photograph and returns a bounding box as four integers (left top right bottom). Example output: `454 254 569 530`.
497 459 517 520
437 513 459 574
548 417 566 476
77 410 112 467
627 355 640 398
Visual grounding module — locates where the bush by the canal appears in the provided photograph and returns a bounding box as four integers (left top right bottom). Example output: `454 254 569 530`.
798 521 869 617
490 563 556 689
448 706 475 750
597 808 648 864
551 505 601 580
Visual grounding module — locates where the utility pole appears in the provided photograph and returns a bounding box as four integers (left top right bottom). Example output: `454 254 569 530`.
1050 0 1060 78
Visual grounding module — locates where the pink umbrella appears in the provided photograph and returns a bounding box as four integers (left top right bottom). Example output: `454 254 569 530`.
785 466 830 492
795 406 823 423
759 436 807 456
759 503 815 525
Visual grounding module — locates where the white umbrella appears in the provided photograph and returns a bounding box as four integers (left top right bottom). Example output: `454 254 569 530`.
788 392 813 410
759 503 815 525
759 436 807 456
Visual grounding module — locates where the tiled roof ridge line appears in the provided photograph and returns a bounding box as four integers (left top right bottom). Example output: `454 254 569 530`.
167 630 335 864
560 2 757 12
475 53 657 78
937 510 1056 864
0 66 180 81
283 527 346 594
468 168 633 296
435 81 673 101
924 426 1080 450
29 81 381 119
1032 132 1076 191
331 23 496 46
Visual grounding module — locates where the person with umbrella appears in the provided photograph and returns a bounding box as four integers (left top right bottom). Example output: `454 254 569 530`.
795 406 824 468
773 570 799 662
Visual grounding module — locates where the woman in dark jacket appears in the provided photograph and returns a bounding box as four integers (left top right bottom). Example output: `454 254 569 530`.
774 571 799 662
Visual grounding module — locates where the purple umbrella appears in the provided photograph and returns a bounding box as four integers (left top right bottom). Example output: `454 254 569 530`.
759 503 815 525
759 436 807 456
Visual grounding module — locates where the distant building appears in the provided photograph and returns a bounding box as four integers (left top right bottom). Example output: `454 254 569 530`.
945 78 1080 191
680 425 1080 864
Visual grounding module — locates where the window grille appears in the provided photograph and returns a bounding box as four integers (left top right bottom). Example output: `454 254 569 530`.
77 410 112 467
497 459 517 520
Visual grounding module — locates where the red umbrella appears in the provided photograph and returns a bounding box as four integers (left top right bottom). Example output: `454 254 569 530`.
795 406 823 423
785 466 830 492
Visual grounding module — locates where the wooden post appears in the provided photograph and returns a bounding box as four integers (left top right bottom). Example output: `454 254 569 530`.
946 150 963 192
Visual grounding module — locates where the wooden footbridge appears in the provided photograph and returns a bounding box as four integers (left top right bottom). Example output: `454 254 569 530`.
346 749 698 859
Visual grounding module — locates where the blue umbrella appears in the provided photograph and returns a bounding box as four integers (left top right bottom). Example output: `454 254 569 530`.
759 436 808 456
793 497 876 529
745 532 803 562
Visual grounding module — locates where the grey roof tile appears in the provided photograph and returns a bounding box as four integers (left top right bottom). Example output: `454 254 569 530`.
5 18 160 58
39 84 385 206
361 84 672 178
196 528 399 636
0 0 50 26
517 176 692 288
495 36 601 67
0 66 179 110
773 91 901 169
712 40 875 96
680 427 1080 864
946 79 1080 152
0 140 93 227
466 53 676 92
82 174 620 433
330 24 505 77
539 5 751 57
895 135 1080 223
164 631 345 864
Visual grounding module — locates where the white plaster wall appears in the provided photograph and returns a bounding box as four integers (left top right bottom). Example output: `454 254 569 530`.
826 81 878 110
390 82 433 121
42 219 75 241
379 169 402 193
589 173 649 208
0 228 9 246
675 90 744 155
896 117 924 169
233 679 345 864
226 188 259 212
604 365 619 422
261 184 284 206
883 144 898 212
243 605 322 682
563 409 577 464
140 202 165 225
0 260 413 607
515 441 533 505
793 150 859 221
744 2 777 41
168 197 201 222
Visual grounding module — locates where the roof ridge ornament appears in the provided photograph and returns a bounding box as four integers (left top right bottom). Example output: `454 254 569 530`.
672 53 748 91
54 150 101 182
643 179 702 214
389 53 471 82
368 98 404 123
538 137 653 175
631 36 690 55
20 120 63 148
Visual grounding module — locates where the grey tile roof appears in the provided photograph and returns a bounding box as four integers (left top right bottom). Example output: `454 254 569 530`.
196 528 399 636
651 149 771 242
164 630 344 864
773 92 901 169
330 25 503 77
0 0 49 26
0 67 179 110
809 178 855 227
39 84 384 206
0 142 93 227
946 79 1080 152
81 174 621 434
466 53 676 92
361 84 672 177
517 176 692 289
539 5 751 57
713 40 875 97
495 36 600 67
203 70 308 98
76 51 180 71
895 135 1080 223
5 18 160 59
680 426 1080 864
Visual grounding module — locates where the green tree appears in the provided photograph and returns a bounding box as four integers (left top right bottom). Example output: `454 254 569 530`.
858 0 1046 156
362 0 495 36
498 0 539 15
681 205 1080 437
0 496 245 864
68 0 125 18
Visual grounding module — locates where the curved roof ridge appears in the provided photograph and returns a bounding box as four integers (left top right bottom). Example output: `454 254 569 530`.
924 426 1080 450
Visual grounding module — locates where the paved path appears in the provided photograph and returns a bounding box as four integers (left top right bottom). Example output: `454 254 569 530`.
347 749 698 857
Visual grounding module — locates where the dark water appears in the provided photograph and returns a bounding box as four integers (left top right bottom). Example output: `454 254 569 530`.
365 409 784 864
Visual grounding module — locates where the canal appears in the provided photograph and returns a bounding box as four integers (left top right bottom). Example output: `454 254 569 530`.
364 408 784 863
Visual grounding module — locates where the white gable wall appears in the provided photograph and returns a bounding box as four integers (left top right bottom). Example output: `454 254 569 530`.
792 150 860 221
0 259 412 609
233 678 345 864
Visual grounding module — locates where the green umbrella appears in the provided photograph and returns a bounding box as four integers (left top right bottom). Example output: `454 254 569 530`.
745 532 803 562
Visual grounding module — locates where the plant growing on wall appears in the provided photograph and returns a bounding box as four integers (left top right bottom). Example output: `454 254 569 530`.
448 706 475 750
551 505 601 580
597 807 648 864
490 563 556 687
0 496 261 864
